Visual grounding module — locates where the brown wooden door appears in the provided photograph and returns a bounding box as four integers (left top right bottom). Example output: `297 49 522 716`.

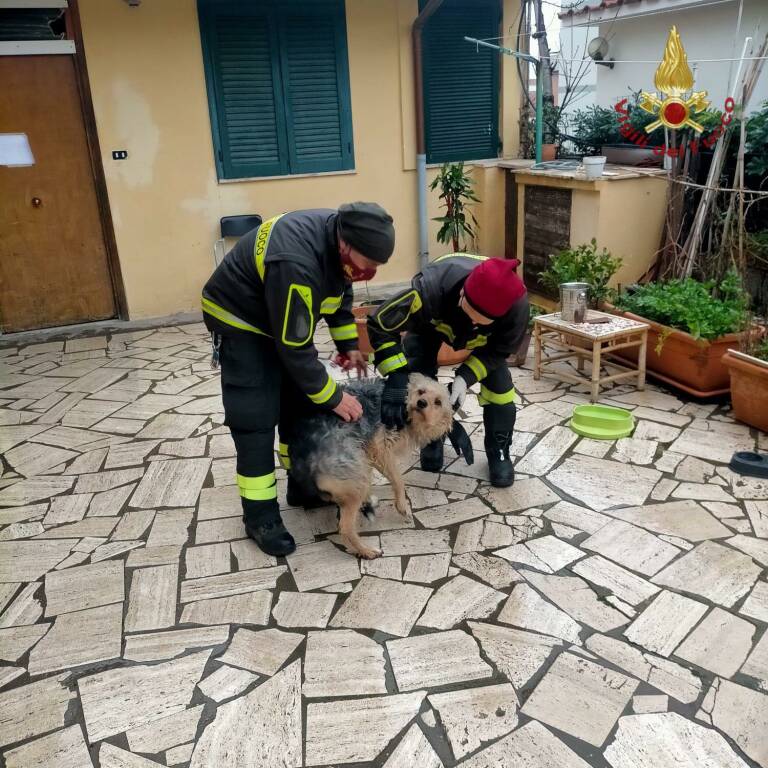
0 55 116 332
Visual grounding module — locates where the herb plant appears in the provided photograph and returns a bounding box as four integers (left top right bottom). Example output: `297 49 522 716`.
430 162 480 252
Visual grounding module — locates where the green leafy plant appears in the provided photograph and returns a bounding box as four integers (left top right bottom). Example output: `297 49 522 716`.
528 303 546 330
540 240 622 307
745 101 768 177
614 272 750 343
430 162 480 252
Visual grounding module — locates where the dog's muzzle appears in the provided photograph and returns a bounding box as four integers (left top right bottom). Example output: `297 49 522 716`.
416 398 428 410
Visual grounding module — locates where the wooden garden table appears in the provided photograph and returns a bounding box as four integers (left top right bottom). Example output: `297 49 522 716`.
533 311 650 402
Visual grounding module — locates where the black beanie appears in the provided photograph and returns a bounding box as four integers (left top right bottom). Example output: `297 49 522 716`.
337 202 395 264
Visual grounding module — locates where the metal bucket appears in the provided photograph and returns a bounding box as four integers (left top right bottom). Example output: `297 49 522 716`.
560 282 589 323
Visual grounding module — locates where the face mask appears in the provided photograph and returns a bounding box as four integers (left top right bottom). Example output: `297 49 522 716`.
340 249 377 282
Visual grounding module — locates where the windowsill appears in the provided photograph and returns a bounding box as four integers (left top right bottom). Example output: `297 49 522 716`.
218 168 357 184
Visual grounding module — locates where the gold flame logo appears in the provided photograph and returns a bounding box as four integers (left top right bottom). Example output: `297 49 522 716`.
639 26 709 132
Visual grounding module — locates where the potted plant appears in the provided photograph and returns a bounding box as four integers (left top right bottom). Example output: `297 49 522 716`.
430 162 480 252
510 304 545 366
609 272 754 396
723 334 768 432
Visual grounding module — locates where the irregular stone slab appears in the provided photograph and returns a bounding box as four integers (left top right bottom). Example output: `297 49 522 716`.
272 592 336 628
78 650 210 743
406 486 449 509
387 629 493 691
230 539 277 570
0 623 50 662
521 652 638 747
382 723 443 768
218 627 303 675
104 440 161 470
710 679 768 767
304 629 386 698
543 500 613 534
0 673 74 748
571 555 660 606
88 485 134 518
197 485 240 521
380 529 451 556
179 567 285 603
581 520 680 577
3 724 93 768
43 494 91 526
0 424 50 454
112 394 193 421
523 571 629 632
517 426 578 475
741 631 768 690
726 534 768 567
632 695 668 714
145 508 192 547
745 500 768 536
5 442 78 478
613 437 658 465
166 743 194 765
190 661 301 768
286 540 360 592
469 621 563 689
197 664 259 703
127 545 182 568
184 543 230 579
652 541 761 608
0 666 24 690
741 581 768 623
331 576 431 637
126 705 203 754
623 589 708 657
136 414 207 440
36 517 119 539
417 574 505 630
670 427 754 464
606 712 750 768
130 458 210 508
123 625 229 662
497 583 582 644
586 633 701 703
495 536 582 574
45 560 123 616
603 500 731 541
125 564 177 632
454 519 485 554
28 604 122 675
459 719 591 768
74 468 144 494
0 476 74 507
452 553 522 589
415 497 491 529
194 517 246 545
180 591 272 626
675 607 755 677
402 553 450 583
480 477 560 514
0 583 42 627
305 690 425 766
673 482 737 503
428 683 518 760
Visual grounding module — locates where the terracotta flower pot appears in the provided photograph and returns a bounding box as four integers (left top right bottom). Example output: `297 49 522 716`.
541 143 557 161
607 307 747 397
723 350 768 432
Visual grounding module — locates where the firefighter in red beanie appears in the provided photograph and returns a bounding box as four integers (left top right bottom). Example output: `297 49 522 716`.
368 254 528 487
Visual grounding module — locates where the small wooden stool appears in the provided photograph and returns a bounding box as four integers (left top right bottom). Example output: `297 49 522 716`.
533 311 649 402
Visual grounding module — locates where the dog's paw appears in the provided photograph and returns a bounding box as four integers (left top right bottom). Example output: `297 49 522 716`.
395 499 412 519
357 546 383 560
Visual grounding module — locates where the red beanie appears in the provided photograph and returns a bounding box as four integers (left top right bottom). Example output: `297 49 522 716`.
463 258 527 319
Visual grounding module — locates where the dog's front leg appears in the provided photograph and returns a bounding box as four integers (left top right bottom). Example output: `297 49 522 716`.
377 455 411 519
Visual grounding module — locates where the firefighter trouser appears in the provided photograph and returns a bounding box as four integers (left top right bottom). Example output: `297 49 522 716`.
403 331 517 434
218 333 310 524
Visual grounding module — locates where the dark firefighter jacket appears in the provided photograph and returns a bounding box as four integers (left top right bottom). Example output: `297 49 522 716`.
202 209 357 410
367 254 529 386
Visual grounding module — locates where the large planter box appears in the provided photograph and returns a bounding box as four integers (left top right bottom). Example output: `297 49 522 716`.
607 308 743 397
723 350 768 432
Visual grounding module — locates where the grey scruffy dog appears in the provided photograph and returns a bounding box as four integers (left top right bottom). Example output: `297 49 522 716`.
289 373 453 559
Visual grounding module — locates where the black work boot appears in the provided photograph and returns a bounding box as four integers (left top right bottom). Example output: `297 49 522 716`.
243 500 296 557
484 431 515 488
286 474 327 509
420 438 444 473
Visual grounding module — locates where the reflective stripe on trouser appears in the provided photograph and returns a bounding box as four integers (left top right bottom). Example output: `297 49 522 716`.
237 472 277 501
278 442 291 469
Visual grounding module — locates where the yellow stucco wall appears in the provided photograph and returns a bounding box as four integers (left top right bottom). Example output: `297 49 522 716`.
79 0 522 320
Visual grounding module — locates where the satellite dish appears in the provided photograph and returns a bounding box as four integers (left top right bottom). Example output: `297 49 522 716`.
588 37 614 68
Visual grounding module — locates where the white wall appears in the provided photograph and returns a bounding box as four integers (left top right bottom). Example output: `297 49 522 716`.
594 0 768 114
557 19 597 120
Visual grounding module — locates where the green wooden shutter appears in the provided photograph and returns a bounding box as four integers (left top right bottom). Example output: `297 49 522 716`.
279 5 354 174
422 0 501 164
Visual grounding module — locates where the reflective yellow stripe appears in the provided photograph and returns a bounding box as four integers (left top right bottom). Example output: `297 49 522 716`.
375 341 396 353
479 384 519 405
329 323 357 341
237 472 277 501
320 295 343 314
432 321 455 343
282 284 314 347
278 443 291 470
466 334 488 350
465 355 487 381
278 443 289 456
379 353 408 375
201 297 271 337
254 215 284 281
434 252 488 263
376 289 423 332
309 375 337 405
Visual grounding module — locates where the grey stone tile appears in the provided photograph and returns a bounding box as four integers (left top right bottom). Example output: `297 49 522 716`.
230 539 277 570
197 664 259 703
181 591 272 626
402 553 450 584
741 631 768 690
104 440 160 470
361 556 403 580
197 485 240 521
0 583 42 628
125 565 177 632
480 477 560 514
91 540 144 563
286 541 360 591
3 724 93 768
516 426 578 475
272 592 336 628
669 427 754 464
652 541 762 608
380 529 451 556
330 576 432 637
123 625 229 662
406 486 448 509
36 517 119 539
125 705 203 753
740 582 768 623
28 604 122 675
452 552 522 589
709 678 768 767
0 623 50 662
78 650 210 742
727 534 768 567
194 516 245 544
495 535 583 574
571 555 660 606
542 500 612 534
87 485 135 518
44 494 92 525
218 627 302 675
673 482 737 503
158 436 207 457
304 629 386 698
5 442 78 478
623 590 708 657
415 497 491 529
126 545 182 568
179 567 285 603
74 468 144 494
144 508 192 547
417 574 505 630
602 500 732 541
521 651 638 747
305 690 425 766
45 560 123 616
0 476 75 507
185 543 230 578
0 673 75 748
498 583 582 644
381 723 443 768
387 629 493 691
612 437 658 465
136 414 206 440
632 694 669 714
111 394 193 421
0 667 24 690
130 458 210 508
111 509 155 541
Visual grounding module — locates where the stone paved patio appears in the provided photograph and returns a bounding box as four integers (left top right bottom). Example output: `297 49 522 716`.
1 320 767 767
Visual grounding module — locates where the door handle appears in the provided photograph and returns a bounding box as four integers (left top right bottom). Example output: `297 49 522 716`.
31 197 42 208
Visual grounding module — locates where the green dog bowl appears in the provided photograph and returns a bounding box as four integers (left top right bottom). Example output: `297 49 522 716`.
569 404 635 440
